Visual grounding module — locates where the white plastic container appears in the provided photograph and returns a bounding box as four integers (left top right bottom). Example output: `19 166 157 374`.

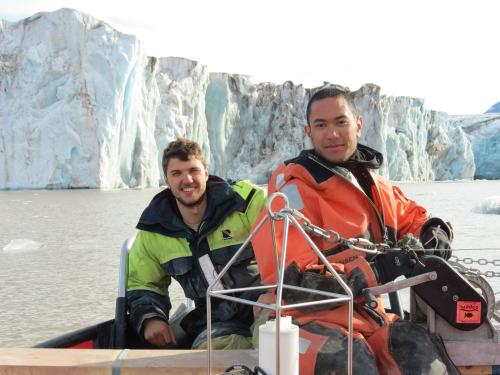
258 316 299 375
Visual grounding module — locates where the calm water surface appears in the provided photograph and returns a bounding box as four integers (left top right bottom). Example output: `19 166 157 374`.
1 181 500 347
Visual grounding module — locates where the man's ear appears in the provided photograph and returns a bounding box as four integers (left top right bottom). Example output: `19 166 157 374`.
304 124 311 138
204 167 209 181
163 168 170 186
356 116 364 137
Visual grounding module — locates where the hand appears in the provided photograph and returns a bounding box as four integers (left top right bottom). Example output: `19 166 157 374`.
143 319 176 346
253 292 276 319
371 251 417 284
420 218 453 260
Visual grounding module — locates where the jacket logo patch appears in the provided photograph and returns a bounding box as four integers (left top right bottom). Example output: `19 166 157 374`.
222 229 233 240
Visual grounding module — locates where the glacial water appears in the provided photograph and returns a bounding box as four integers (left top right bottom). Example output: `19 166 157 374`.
1 180 500 347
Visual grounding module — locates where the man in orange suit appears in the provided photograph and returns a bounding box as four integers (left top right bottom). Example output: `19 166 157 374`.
252 87 456 375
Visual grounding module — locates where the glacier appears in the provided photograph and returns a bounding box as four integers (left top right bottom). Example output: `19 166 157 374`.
450 114 500 180
0 9 159 189
0 8 497 189
486 102 500 113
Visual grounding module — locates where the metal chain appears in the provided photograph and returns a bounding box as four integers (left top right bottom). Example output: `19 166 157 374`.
449 255 500 278
273 201 500 278
299 219 500 277
269 202 382 254
283 207 341 244
297 215 500 274
285 209 384 254
302 218 340 244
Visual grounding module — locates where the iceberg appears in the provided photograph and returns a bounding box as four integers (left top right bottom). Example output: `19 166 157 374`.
472 196 500 215
2 239 42 253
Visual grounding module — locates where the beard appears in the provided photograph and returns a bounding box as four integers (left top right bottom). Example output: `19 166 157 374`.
175 190 207 208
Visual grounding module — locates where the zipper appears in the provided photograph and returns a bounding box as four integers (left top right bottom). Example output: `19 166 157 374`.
307 154 389 244
195 220 235 289
189 223 217 294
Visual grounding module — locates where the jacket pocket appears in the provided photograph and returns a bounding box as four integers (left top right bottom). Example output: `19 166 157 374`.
211 243 255 266
211 244 259 289
162 256 193 276
161 257 205 300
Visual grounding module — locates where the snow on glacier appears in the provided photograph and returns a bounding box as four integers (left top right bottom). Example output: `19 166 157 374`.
0 8 493 189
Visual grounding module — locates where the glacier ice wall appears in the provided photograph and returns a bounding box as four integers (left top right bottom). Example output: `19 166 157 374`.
0 8 159 189
353 85 474 181
450 114 500 180
153 57 211 185
0 8 489 189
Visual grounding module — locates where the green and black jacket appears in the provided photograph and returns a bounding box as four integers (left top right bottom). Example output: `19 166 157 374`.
127 176 266 337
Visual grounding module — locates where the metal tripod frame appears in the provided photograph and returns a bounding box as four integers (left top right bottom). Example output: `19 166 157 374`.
206 192 354 375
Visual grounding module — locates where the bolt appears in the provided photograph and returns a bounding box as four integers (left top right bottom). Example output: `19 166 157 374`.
452 295 459 302
442 286 448 292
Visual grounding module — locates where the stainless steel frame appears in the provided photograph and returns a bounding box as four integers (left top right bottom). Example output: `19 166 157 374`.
206 192 354 375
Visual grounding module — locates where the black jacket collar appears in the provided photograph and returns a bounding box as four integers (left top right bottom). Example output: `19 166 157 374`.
136 175 245 238
291 143 383 171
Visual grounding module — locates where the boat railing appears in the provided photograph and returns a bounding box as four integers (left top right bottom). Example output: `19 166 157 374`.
113 235 135 348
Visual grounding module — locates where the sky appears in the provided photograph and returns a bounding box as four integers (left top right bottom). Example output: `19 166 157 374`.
0 0 498 115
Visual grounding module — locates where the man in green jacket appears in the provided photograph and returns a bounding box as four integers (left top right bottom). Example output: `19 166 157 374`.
127 138 266 349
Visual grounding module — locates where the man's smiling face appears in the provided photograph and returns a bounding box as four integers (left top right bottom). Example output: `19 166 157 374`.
305 96 363 163
165 155 209 208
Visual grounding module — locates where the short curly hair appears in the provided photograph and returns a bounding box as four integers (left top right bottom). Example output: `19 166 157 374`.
162 138 207 173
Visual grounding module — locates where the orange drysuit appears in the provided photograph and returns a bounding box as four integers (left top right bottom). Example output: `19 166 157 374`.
252 146 458 375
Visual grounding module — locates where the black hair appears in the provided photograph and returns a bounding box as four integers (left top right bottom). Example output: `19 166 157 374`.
306 87 358 125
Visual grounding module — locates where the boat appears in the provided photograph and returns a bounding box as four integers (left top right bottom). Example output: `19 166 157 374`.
3 194 500 375
32 236 196 351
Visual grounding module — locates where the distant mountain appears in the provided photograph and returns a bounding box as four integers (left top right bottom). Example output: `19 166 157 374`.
485 102 500 113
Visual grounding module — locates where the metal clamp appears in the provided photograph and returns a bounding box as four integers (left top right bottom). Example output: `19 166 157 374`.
344 237 379 255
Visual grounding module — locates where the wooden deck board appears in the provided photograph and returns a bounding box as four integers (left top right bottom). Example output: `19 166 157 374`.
0 348 259 375
0 348 120 375
0 347 498 374
121 349 258 374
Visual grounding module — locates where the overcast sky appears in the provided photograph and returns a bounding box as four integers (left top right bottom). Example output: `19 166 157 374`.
1 0 498 114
